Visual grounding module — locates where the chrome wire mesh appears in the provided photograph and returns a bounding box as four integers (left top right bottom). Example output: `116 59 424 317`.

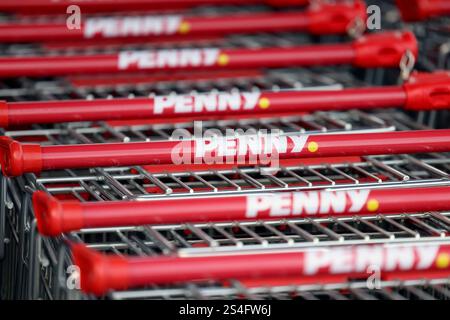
108 278 450 300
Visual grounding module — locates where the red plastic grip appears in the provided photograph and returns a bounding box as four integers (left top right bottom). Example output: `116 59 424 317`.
33 186 450 236
407 70 450 83
307 1 367 35
72 243 450 295
0 136 42 177
352 31 418 68
33 192 83 237
404 71 450 111
396 0 450 22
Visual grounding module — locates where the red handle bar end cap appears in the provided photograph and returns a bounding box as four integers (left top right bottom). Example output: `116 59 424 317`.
72 244 129 296
353 31 418 68
32 191 84 237
404 72 450 111
0 137 42 177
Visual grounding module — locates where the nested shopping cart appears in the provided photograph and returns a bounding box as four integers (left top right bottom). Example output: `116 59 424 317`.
1 0 450 301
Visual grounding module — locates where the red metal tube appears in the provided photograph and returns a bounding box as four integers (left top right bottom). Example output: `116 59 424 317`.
33 186 450 236
0 87 407 127
72 242 450 295
0 0 310 14
396 0 450 22
2 70 450 128
0 2 366 42
2 129 450 177
0 31 418 78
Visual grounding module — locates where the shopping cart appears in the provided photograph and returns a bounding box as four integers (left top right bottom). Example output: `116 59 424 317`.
2 107 450 299
1 0 450 301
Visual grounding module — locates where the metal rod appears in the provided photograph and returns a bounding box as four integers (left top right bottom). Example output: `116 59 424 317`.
32 186 450 236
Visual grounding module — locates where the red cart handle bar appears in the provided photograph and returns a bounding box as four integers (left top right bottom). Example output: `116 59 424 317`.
0 2 366 43
396 0 450 22
0 31 417 78
33 186 450 236
0 0 309 14
72 242 450 295
0 71 448 128
2 129 450 177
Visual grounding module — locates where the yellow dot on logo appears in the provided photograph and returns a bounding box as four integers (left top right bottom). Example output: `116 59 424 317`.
217 53 229 66
436 253 450 269
178 21 191 34
307 141 319 153
259 98 270 109
367 199 379 212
